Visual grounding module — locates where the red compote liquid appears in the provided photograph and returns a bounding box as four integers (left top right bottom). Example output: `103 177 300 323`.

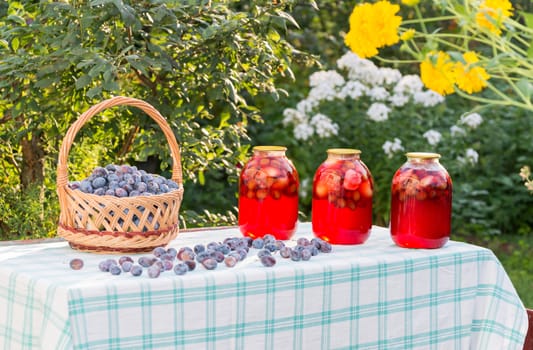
312 149 373 244
238 146 299 240
390 152 452 248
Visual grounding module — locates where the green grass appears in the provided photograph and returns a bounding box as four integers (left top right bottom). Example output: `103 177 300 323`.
455 233 533 309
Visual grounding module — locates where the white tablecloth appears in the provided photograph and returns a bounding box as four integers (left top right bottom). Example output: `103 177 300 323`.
0 223 528 349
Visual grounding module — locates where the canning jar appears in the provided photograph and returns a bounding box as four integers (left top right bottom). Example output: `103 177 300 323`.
238 146 299 240
312 149 373 244
390 152 452 248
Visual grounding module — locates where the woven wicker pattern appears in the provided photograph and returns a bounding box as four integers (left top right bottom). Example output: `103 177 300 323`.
57 96 184 253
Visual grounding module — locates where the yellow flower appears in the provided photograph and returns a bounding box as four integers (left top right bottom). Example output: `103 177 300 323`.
420 51 455 95
344 1 402 58
401 0 420 6
400 29 416 41
476 0 513 35
454 51 490 94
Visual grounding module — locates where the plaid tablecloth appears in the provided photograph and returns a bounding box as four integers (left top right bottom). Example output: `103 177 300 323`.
0 223 528 350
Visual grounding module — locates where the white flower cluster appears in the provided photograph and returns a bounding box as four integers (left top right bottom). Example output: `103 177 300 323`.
393 75 424 95
382 138 404 158
437 112 483 164
338 81 367 100
417 112 482 167
309 70 345 88
367 103 391 122
282 51 445 146
311 113 339 138
413 90 445 107
283 108 339 141
459 112 483 129
337 53 402 86
423 130 443 146
457 148 479 165
450 125 466 137
447 112 483 140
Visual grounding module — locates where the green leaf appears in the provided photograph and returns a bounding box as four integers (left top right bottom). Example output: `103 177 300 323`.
75 74 92 89
88 62 106 77
90 0 113 6
0 1 7 17
268 29 281 42
11 37 19 51
516 79 532 101
34 77 58 88
102 80 119 91
37 60 71 77
7 15 26 25
103 68 115 82
202 25 219 40
453 4 466 16
112 0 138 28
485 52 512 69
218 110 231 129
308 1 318 10
274 10 300 29
126 56 149 77
198 170 205 186
224 78 237 103
86 86 102 98
448 51 466 64
422 40 439 55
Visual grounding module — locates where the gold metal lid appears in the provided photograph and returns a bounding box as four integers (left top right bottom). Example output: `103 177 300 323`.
327 148 362 155
253 146 287 152
405 152 441 159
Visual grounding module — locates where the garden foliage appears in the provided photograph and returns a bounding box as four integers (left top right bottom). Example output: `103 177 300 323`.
0 0 316 238
0 0 532 240
252 0 533 236
263 51 533 235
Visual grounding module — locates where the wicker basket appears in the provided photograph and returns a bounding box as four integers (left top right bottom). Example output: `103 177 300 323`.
56 96 184 253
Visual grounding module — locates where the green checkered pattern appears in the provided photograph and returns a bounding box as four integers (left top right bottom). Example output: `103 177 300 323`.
0 223 528 349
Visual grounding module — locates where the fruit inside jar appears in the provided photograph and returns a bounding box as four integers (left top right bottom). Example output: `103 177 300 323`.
390 152 452 249
312 149 373 244
238 146 299 240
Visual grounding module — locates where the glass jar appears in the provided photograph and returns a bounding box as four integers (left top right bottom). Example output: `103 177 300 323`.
390 152 452 248
238 146 299 240
312 149 373 244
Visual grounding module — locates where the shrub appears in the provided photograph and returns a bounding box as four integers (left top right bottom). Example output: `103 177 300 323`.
254 51 533 234
0 0 316 238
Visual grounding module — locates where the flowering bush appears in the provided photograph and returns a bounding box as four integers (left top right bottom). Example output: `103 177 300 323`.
344 0 532 111
281 51 486 225
343 0 533 195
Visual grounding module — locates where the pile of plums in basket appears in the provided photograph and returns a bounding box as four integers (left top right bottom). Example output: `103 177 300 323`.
68 164 180 197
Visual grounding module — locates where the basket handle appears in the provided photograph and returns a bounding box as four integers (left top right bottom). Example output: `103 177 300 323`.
56 96 183 191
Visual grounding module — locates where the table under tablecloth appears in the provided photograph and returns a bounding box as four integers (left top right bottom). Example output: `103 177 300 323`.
0 223 528 349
